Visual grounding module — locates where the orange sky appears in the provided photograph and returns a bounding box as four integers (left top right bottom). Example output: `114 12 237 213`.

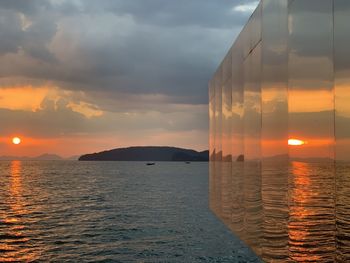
0 85 208 158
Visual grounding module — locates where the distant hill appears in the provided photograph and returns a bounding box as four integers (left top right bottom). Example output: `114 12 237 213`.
0 153 63 161
35 154 63 160
66 155 80 161
79 146 209 162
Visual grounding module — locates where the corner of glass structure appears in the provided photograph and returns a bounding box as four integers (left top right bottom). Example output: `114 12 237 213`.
209 0 350 261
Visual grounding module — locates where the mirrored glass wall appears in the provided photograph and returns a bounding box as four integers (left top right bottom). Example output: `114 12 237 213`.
209 0 350 261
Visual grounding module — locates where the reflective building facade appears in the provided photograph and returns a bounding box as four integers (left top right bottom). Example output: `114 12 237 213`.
209 0 350 261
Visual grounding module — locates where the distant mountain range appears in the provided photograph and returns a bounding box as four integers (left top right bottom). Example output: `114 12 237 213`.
0 154 78 161
79 146 209 162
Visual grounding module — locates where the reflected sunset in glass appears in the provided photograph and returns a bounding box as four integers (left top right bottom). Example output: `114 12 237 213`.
210 0 350 262
288 139 305 146
12 137 21 145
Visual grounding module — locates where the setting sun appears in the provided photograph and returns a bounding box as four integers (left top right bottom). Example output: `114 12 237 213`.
288 139 305 146
12 137 21 145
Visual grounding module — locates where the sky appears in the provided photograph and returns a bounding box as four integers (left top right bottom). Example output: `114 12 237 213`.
0 0 259 157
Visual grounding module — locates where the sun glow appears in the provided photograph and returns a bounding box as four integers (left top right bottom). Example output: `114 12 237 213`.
12 137 21 145
288 139 305 146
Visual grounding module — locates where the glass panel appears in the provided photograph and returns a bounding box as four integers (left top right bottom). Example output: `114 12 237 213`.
222 58 232 162
220 161 232 224
213 66 222 216
335 162 350 262
288 1 335 262
288 0 334 160
242 21 252 59
215 67 222 163
261 0 288 159
243 43 263 254
251 2 262 49
334 0 350 261
209 78 216 212
221 52 232 223
209 79 215 162
244 45 261 161
261 0 289 261
231 42 245 162
209 0 350 261
230 38 245 237
335 0 350 161
222 49 232 84
288 161 335 262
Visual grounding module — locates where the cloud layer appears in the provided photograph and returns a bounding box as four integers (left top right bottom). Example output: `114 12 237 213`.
0 0 257 156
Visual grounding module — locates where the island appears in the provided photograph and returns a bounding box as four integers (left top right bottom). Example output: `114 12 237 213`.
79 146 209 162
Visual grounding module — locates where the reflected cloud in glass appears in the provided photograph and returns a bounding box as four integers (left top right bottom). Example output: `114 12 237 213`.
209 0 350 261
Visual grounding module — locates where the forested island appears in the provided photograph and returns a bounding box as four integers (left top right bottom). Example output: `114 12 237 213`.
79 146 209 162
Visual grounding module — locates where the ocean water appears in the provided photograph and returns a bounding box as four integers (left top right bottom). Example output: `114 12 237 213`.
0 161 260 262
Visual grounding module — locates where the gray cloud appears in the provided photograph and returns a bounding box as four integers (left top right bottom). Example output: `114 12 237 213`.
0 0 256 105
0 98 208 138
94 0 249 28
0 0 258 152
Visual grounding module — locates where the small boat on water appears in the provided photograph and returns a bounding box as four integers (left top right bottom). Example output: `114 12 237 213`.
185 161 191 164
146 162 155 166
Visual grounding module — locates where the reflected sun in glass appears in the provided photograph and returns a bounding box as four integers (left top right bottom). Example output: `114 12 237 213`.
288 139 306 146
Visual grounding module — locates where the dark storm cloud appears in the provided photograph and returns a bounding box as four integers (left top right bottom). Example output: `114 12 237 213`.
0 0 49 15
0 0 257 105
0 5 57 62
0 9 23 54
82 0 250 28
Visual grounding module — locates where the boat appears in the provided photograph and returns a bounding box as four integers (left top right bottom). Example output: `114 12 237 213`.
146 162 155 166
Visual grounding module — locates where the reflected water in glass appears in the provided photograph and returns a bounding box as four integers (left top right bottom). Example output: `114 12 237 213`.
208 0 350 261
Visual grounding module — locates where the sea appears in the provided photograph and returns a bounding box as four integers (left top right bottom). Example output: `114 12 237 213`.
0 161 260 262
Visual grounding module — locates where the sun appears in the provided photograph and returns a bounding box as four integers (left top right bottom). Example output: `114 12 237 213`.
12 137 21 145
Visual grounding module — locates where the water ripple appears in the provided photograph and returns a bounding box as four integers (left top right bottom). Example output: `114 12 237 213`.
0 161 259 262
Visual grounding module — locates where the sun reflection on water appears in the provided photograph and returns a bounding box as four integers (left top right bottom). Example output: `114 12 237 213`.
0 161 39 262
9 160 23 211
